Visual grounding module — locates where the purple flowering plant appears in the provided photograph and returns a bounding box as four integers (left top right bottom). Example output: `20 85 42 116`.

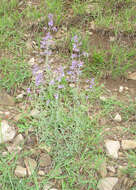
67 34 89 86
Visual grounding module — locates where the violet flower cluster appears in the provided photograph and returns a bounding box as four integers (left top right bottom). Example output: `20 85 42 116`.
49 66 65 100
40 14 57 57
32 64 44 87
67 35 87 83
86 78 95 89
27 64 44 94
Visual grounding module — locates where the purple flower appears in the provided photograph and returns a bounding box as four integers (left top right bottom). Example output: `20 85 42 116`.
73 35 78 43
46 100 50 106
71 54 77 59
86 78 95 89
52 27 57 32
55 66 65 82
48 13 53 20
35 72 43 86
48 13 53 27
48 20 53 27
78 61 84 67
49 79 55 85
27 87 31 94
73 44 79 52
58 85 64 89
32 65 39 75
54 93 59 100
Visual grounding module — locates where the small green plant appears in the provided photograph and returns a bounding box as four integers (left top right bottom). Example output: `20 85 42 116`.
72 0 87 16
45 0 63 25
0 57 31 92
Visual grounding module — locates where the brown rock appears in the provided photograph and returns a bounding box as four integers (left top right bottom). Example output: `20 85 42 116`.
127 72 136 80
7 144 22 154
24 158 37 176
39 153 51 167
13 134 24 146
107 166 116 173
98 177 118 190
0 91 15 106
114 113 122 122
0 120 16 144
105 140 120 159
15 166 27 177
122 140 136 150
38 170 45 176
99 161 107 178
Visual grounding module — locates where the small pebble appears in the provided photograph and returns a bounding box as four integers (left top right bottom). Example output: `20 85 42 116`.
119 86 124 93
100 96 106 101
114 113 122 122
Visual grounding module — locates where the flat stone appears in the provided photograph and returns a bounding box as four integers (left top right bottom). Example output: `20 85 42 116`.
0 91 15 106
39 143 51 153
100 96 107 101
28 57 35 66
127 72 136 80
105 140 120 159
114 113 122 122
109 36 115 42
7 144 22 154
13 134 24 146
24 157 37 176
43 183 53 190
16 93 24 100
107 166 116 173
39 153 52 167
99 161 107 178
0 120 16 144
15 166 27 177
98 177 118 190
122 140 136 150
119 86 124 93
38 170 45 176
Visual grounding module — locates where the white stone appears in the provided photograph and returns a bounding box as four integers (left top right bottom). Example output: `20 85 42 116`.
15 166 27 177
119 86 124 93
43 183 53 190
114 113 122 122
124 86 128 90
4 111 10 116
99 161 107 177
127 72 136 80
109 36 115 42
7 145 22 153
38 170 45 176
28 57 35 66
0 120 16 144
105 140 120 159
98 177 118 190
16 93 24 99
100 96 106 101
13 134 24 145
122 140 136 150
107 166 116 173
69 83 75 88
2 151 8 156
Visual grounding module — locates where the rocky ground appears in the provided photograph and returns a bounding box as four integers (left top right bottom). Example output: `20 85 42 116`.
0 74 136 190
